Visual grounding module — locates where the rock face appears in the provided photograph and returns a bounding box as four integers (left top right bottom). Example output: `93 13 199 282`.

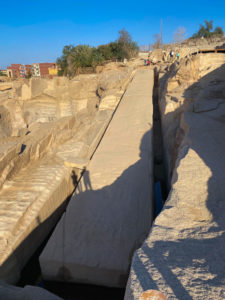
149 49 166 64
39 69 154 287
125 54 225 299
159 53 225 184
0 281 62 300
0 65 137 283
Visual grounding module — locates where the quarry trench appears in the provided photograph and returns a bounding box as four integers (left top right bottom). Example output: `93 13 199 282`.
152 68 168 216
16 68 168 300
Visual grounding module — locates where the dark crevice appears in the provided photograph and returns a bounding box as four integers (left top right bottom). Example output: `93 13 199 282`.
18 143 26 155
152 67 169 218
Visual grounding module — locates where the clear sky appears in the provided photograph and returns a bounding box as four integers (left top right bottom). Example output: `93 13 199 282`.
1 0 225 68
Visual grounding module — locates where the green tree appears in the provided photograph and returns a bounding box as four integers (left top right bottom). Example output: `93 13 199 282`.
192 20 224 39
57 45 104 76
117 29 139 59
97 44 113 60
118 29 133 45
90 48 104 67
108 42 120 60
57 45 75 75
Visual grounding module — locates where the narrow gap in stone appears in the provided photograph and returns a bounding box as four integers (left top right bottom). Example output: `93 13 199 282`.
152 67 169 218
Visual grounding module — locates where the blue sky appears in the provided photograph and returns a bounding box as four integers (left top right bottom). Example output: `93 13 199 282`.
0 0 225 68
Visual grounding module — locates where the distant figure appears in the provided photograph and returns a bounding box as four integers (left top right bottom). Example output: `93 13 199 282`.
170 50 174 61
177 52 180 61
144 59 147 66
147 59 151 66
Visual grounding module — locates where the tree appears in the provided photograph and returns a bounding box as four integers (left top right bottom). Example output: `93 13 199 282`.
192 20 224 39
25 71 32 79
57 45 75 76
57 45 104 76
90 48 104 68
98 29 138 61
214 26 224 37
118 29 133 45
173 27 187 43
205 20 213 32
117 29 139 60
97 44 113 60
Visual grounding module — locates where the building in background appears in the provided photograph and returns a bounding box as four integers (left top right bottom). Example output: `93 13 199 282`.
19 65 25 77
25 65 32 77
32 63 56 77
39 63 57 77
32 63 40 77
7 64 21 78
7 62 57 79
48 64 59 76
7 64 33 79
7 68 15 79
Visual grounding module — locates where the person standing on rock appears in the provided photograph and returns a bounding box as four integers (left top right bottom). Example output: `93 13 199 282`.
177 51 180 63
170 50 174 61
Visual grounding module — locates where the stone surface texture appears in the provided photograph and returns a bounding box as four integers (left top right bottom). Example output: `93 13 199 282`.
40 69 154 287
125 53 225 299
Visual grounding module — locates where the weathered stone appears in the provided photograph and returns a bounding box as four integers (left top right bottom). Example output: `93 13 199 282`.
98 95 119 110
167 80 179 92
125 112 225 299
149 49 166 64
0 85 12 91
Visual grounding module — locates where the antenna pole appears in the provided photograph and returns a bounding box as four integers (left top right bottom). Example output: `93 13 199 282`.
160 18 163 46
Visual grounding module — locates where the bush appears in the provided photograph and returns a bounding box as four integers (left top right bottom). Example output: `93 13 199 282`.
117 29 139 59
57 69 64 76
97 44 113 60
214 26 224 37
0 71 7 77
